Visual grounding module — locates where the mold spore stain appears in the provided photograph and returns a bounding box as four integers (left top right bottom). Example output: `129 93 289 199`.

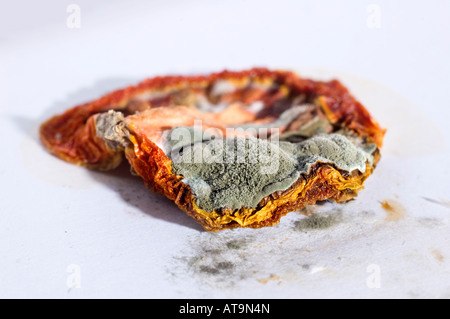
430 248 444 263
293 211 343 232
169 232 257 289
168 205 345 291
380 199 406 221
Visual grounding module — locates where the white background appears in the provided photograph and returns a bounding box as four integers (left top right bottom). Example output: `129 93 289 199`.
1 0 450 299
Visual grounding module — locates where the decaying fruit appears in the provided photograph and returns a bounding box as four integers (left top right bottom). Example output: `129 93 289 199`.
40 68 385 231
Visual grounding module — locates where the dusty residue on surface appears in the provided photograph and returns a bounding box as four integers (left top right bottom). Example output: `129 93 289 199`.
380 199 406 221
168 233 257 288
168 223 319 290
168 198 426 295
226 238 252 250
199 261 235 275
258 274 281 284
417 218 445 229
293 211 342 232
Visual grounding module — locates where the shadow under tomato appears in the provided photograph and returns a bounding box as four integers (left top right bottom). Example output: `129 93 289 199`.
88 160 204 231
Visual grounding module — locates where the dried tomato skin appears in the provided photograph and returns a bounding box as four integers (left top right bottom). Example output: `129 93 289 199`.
40 68 385 231
40 68 385 170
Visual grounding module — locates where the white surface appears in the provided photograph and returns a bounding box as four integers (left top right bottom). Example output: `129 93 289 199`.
1 0 450 299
